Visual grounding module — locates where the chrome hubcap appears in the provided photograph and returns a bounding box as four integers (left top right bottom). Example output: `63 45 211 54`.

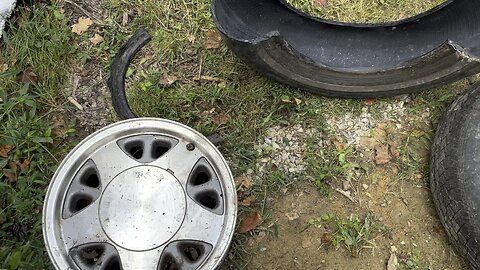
43 118 237 270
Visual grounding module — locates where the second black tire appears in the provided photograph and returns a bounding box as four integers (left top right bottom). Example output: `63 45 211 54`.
430 83 480 270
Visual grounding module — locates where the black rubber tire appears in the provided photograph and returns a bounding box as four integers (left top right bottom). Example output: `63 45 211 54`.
212 0 480 98
430 83 480 270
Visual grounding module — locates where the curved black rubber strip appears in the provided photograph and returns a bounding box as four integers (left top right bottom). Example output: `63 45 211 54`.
108 28 151 120
211 0 480 98
430 83 480 270
107 29 224 146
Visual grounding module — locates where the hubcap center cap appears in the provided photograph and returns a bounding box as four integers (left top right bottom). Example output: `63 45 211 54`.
99 166 186 251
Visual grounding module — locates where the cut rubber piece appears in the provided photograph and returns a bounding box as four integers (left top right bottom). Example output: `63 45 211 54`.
212 0 480 98
108 28 151 120
430 83 480 270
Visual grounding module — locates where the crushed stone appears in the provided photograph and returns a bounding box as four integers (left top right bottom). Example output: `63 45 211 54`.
325 95 430 146
247 124 324 179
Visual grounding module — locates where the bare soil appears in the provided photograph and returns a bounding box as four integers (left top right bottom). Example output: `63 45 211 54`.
246 179 466 270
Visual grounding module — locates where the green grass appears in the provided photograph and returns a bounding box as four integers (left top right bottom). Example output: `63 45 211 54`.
308 212 383 257
398 250 432 270
286 0 446 23
0 5 77 269
1 5 74 101
0 83 57 270
305 136 359 196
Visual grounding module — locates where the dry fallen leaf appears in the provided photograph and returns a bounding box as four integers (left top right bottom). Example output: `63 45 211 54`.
364 98 376 106
271 163 278 171
239 196 254 206
89 33 104 45
281 97 302 105
3 170 17 183
238 211 262 233
387 253 398 270
213 114 230 125
235 175 252 190
18 67 38 84
122 12 129 26
313 0 329 7
71 17 93 35
359 125 387 149
204 29 222 49
52 115 67 138
332 139 345 151
0 63 8 72
351 246 358 258
18 160 30 170
0 144 14 158
321 232 332 244
390 142 400 159
159 74 178 86
375 144 392 165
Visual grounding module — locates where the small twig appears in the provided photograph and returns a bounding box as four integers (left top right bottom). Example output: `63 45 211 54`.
39 143 59 163
400 197 409 206
299 223 311 233
261 188 267 214
194 75 223 82
68 96 84 111
65 0 104 25
196 56 203 80
335 188 356 203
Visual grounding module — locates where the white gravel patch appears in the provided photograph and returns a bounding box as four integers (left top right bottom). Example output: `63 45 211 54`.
248 124 323 178
324 96 428 146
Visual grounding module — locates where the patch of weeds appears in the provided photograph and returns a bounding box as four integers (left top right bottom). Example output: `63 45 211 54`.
258 170 292 196
0 3 76 269
305 137 357 195
308 212 383 257
394 130 431 183
398 251 431 270
0 84 57 269
224 237 250 270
